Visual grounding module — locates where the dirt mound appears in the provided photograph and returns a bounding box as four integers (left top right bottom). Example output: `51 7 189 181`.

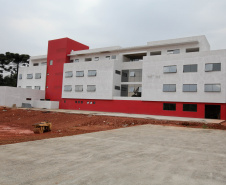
0 107 225 145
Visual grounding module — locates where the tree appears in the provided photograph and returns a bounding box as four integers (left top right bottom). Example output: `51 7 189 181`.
0 52 30 86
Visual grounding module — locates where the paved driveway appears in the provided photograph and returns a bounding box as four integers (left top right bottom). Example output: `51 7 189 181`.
1 125 226 185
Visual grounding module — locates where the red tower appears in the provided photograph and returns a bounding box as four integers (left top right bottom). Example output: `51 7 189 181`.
45 38 89 103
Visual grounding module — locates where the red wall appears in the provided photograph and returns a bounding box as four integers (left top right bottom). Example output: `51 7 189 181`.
60 99 226 120
45 38 89 101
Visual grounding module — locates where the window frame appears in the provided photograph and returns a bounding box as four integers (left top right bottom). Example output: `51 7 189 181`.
204 84 221 92
205 63 221 72
163 84 176 92
163 65 177 73
183 104 197 112
163 103 176 111
76 71 84 77
183 84 197 92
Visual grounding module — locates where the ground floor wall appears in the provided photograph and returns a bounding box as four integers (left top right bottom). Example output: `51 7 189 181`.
59 99 226 120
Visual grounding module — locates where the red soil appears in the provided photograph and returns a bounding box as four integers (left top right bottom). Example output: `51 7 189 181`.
0 107 225 145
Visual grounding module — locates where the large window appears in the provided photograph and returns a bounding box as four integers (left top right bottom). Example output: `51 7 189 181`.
64 85 72 92
183 84 197 92
121 69 142 82
183 64 197 72
65 71 73 78
163 103 176 111
35 73 41 79
163 84 176 92
121 84 142 97
75 85 83 92
205 63 221 72
76 71 84 77
87 85 96 92
163 65 177 73
88 70 97 77
205 84 221 92
27 74 33 79
183 104 197 112
167 49 180 54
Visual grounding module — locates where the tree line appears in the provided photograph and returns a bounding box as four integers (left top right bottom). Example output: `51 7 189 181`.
0 52 29 87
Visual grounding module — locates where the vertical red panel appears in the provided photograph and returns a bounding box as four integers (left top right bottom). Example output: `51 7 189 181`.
45 38 89 101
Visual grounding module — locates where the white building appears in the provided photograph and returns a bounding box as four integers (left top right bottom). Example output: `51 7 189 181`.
17 36 226 120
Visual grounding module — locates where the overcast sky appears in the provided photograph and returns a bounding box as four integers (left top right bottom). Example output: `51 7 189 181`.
0 0 226 56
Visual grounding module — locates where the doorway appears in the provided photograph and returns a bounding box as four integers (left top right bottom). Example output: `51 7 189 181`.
205 105 221 119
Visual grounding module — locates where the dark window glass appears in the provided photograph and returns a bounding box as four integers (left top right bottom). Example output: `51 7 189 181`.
183 64 197 72
78 101 80 104
115 86 120 90
81 101 83 104
115 70 121 75
93 101 95 104
163 103 176 111
75 101 77 103
183 104 197 112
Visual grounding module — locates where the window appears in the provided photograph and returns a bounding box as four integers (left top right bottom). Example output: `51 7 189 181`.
94 57 99 61
65 71 73 78
27 74 33 79
115 70 121 75
35 73 41 79
26 98 32 100
164 65 177 73
183 84 197 92
64 85 72 92
163 84 176 92
183 104 197 112
75 101 77 103
186 48 199 53
163 103 176 111
121 69 142 82
183 64 197 72
87 85 96 92
115 86 120 90
205 63 221 72
75 85 83 92
76 71 84 77
205 84 221 92
26 86 32 89
112 55 116 59
35 86 41 90
50 60 53 65
85 58 92 62
74 59 79 62
81 101 83 104
150 51 161 56
88 70 97 77
87 101 89 104
41 62 47 66
93 101 95 104
106 56 110 60
33 63 39 66
70 60 73 63
19 74 22 79
167 49 180 54
138 86 142 92
129 71 135 77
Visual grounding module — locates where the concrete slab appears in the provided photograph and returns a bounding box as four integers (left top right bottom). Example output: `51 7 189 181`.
1 125 226 185
23 108 224 124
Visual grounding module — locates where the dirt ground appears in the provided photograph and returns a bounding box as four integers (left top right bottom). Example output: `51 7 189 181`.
0 106 226 145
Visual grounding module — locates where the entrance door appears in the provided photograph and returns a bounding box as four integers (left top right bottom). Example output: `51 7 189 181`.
205 105 221 119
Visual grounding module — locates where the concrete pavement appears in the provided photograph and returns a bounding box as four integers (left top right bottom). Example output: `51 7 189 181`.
1 125 226 185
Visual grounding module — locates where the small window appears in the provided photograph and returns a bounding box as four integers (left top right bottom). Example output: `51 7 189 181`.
183 104 197 112
81 101 83 104
41 62 47 66
70 60 73 63
19 74 22 79
27 74 33 79
163 103 176 111
74 59 79 62
115 86 120 90
75 85 83 92
186 48 199 53
183 64 197 72
65 71 73 78
88 70 97 77
90 101 93 104
106 56 110 60
78 101 80 104
26 86 32 89
163 84 176 92
111 55 116 59
93 101 95 104
26 98 32 100
205 63 221 72
35 86 41 90
115 70 121 75
87 101 89 104
167 49 180 54
64 85 72 92
130 71 135 77
85 58 92 62
163 66 177 73
183 84 197 92
35 73 41 79
205 84 221 92
76 71 84 77
150 51 161 56
87 85 96 92
64 100 66 103
33 63 39 66
75 101 77 103
94 57 99 61
50 60 53 65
